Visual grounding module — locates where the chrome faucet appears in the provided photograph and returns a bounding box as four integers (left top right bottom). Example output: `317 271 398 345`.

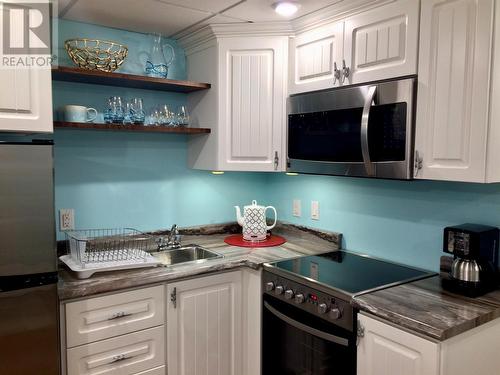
157 224 182 250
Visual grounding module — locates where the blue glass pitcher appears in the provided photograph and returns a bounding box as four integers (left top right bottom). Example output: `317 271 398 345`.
145 33 175 79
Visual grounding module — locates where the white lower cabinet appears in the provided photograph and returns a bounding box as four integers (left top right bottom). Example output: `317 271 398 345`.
66 326 165 375
357 314 439 375
166 271 243 375
357 313 500 375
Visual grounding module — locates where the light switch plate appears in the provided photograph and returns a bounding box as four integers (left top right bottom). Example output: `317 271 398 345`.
293 199 301 217
311 201 319 220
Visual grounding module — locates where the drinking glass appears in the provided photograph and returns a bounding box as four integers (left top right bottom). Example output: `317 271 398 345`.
176 105 189 126
130 98 145 124
148 108 161 126
160 104 176 127
104 96 124 124
123 102 133 124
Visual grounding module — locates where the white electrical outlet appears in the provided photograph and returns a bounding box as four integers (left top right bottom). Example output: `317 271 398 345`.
59 209 75 231
293 199 301 217
311 201 320 220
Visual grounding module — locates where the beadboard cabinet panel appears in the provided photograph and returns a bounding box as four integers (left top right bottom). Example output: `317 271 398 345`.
0 3 52 133
167 271 243 375
219 37 287 171
415 0 494 182
357 314 440 375
344 0 419 84
289 21 345 94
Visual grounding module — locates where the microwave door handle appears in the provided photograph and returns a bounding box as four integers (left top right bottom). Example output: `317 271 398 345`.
361 86 376 176
263 301 349 347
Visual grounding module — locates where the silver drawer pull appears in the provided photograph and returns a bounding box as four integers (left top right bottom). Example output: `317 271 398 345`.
108 311 133 320
110 354 130 363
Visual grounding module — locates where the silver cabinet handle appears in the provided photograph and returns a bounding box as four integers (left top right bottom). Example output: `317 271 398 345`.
274 151 279 171
264 301 349 347
414 150 423 177
356 319 365 346
361 86 376 176
110 354 129 363
171 287 177 308
341 59 350 84
333 62 341 85
107 311 133 320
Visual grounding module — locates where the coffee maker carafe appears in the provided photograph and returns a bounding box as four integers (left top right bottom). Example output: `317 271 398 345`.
442 223 500 297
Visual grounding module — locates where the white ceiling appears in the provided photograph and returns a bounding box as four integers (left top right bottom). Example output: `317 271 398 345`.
58 0 341 38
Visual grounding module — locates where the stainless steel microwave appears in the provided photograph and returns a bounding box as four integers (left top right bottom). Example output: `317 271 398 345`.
287 77 417 179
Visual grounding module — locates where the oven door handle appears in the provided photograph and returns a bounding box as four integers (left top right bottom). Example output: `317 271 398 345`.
361 85 377 176
264 301 349 347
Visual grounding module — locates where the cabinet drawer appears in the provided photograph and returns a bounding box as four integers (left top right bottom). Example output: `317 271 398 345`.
66 285 165 347
134 366 165 375
67 326 165 375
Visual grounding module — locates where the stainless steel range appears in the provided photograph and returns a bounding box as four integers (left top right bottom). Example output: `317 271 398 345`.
262 250 434 375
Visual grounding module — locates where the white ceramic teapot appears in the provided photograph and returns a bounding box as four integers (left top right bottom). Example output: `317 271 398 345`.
235 200 277 241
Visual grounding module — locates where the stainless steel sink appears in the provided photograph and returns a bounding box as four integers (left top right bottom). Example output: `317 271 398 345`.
153 244 223 267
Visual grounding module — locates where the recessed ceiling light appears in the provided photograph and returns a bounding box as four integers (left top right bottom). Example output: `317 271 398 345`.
273 1 300 17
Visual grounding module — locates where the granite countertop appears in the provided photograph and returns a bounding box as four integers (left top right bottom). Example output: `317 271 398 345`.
58 223 341 301
352 275 500 341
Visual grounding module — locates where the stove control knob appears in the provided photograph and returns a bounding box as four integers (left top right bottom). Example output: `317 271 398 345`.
275 285 284 295
318 303 328 314
284 289 294 300
265 282 275 292
329 307 342 320
295 293 305 304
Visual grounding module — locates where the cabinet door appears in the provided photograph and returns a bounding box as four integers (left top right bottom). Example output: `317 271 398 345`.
414 0 494 182
167 271 243 375
357 314 440 375
289 21 344 94
343 0 419 85
219 37 287 171
0 4 52 133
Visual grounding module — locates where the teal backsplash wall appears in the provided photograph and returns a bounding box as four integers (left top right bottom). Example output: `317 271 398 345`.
53 20 267 239
54 130 266 239
267 174 500 271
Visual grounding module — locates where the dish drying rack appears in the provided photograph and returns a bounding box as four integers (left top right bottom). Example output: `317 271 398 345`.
59 228 161 279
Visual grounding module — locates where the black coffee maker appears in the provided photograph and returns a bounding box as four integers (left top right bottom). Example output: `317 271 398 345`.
441 223 499 297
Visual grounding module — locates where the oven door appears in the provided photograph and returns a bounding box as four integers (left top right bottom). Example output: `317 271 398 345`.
287 77 416 179
262 294 356 375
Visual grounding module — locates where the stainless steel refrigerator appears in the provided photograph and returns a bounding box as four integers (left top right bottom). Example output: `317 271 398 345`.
0 140 59 375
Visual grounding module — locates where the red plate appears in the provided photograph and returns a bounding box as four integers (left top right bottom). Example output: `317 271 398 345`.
224 234 287 248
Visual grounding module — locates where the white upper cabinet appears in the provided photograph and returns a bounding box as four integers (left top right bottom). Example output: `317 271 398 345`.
219 37 287 171
289 21 344 94
184 29 288 172
289 0 419 94
414 0 495 182
0 4 52 133
343 0 419 85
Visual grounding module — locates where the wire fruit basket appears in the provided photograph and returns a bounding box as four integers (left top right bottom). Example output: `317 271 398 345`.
65 39 128 72
60 228 160 279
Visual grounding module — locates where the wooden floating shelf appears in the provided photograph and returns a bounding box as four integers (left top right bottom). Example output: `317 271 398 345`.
52 66 211 93
54 121 211 134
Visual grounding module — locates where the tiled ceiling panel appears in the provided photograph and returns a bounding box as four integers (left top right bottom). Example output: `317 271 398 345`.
62 0 212 36
60 0 345 38
173 13 249 38
155 0 242 13
223 0 342 22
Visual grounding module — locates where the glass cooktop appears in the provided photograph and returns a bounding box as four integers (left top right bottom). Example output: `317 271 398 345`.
271 251 434 295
